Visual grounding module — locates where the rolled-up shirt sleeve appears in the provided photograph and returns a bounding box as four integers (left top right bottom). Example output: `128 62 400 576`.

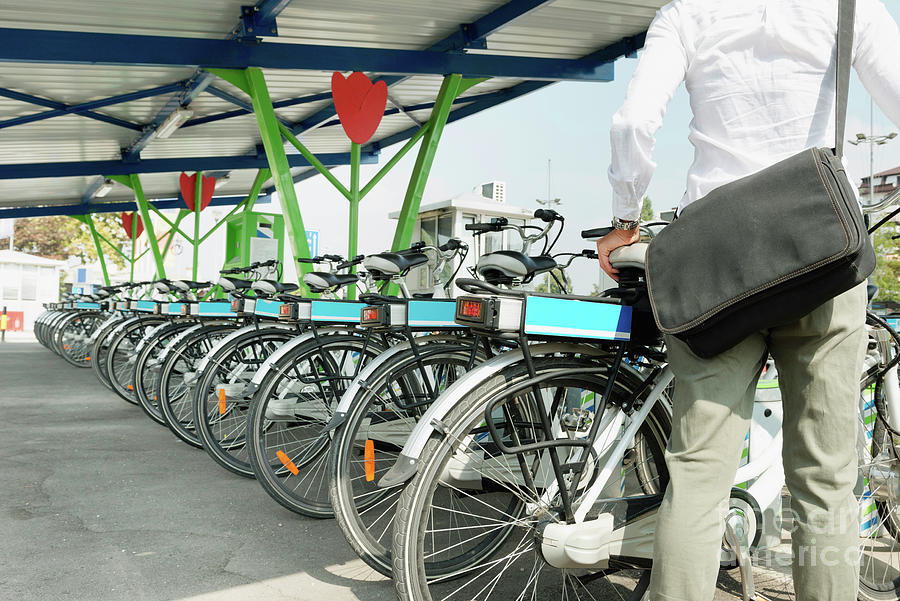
608 4 689 221
855 0 900 130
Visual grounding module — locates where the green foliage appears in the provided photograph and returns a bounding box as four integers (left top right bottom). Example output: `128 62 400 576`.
873 220 900 303
13 214 132 269
641 197 655 222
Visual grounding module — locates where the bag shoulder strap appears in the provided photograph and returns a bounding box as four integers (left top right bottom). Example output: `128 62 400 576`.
835 0 856 159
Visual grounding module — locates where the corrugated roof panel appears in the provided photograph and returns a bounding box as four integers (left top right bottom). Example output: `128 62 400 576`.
485 0 666 58
0 63 194 105
275 0 501 50
0 0 246 38
0 115 131 164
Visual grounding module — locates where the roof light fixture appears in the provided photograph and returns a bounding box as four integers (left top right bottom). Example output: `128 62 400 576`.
155 107 194 139
93 178 114 198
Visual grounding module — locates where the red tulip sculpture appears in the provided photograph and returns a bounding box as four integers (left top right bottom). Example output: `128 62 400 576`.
331 71 388 144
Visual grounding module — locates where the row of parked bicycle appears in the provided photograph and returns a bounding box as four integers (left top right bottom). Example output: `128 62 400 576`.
34 208 900 601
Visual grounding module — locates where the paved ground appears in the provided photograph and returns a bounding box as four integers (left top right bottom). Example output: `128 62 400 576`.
0 336 783 601
0 340 393 601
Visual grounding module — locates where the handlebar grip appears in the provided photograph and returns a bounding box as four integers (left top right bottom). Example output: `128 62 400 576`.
581 227 614 239
323 254 344 262
534 209 562 222
439 239 463 252
581 249 599 259
465 223 500 233
296 256 324 264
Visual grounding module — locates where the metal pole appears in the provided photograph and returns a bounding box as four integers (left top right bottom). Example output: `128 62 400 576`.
348 143 360 300
389 74 467 252
129 214 136 282
130 173 167 279
870 97 875 208
83 214 111 286
1 306 6 343
193 171 202 280
244 67 314 283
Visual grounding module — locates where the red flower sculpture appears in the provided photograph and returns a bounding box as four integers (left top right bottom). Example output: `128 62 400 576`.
179 173 216 212
121 212 144 239
331 71 388 144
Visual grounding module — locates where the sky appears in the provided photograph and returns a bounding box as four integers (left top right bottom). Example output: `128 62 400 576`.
282 0 900 294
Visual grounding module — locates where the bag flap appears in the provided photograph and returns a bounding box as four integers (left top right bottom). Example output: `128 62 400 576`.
646 149 857 333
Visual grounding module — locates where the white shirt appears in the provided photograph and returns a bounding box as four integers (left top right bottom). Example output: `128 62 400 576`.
608 0 900 221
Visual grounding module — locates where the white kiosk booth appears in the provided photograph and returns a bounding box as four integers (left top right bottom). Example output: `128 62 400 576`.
390 182 535 296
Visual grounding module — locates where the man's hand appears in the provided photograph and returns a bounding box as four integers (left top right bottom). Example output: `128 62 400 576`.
596 228 640 282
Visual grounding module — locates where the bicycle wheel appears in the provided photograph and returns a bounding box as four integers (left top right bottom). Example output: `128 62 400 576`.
158 324 236 448
134 321 195 425
330 339 480 575
56 312 105 368
858 387 900 601
247 333 386 517
194 327 297 477
392 356 671 601
106 317 165 404
90 315 129 390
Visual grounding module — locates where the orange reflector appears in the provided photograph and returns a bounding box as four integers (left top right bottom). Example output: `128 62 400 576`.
63 345 70 350
127 385 133 390
276 451 299 475
84 357 91 361
364 439 375 482
218 388 227 415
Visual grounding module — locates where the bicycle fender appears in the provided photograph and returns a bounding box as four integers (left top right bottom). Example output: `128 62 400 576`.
241 326 349 399
378 342 605 489
194 323 295 376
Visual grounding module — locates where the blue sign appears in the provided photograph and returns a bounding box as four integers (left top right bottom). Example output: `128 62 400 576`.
306 230 319 257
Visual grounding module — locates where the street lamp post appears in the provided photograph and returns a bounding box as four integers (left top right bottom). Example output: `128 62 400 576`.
536 159 562 291
848 98 897 207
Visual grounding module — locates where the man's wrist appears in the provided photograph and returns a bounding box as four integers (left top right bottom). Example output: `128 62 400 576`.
612 216 640 230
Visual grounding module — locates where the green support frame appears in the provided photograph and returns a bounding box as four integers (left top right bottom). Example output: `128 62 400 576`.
207 68 483 299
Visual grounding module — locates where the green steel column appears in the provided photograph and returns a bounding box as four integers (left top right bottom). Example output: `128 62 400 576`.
162 210 189 258
347 143 360 300
390 74 467 252
81 215 111 286
129 215 136 282
244 67 313 280
130 173 167 279
193 172 202 280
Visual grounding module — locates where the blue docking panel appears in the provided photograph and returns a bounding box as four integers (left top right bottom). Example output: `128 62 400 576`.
523 296 631 341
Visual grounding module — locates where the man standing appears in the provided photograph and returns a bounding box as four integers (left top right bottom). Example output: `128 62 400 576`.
596 1 900 599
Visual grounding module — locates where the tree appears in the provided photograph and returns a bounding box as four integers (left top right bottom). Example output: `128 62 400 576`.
13 214 132 269
641 196 655 222
873 220 900 303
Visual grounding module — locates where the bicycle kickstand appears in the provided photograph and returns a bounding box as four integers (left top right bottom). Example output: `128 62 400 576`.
723 511 772 601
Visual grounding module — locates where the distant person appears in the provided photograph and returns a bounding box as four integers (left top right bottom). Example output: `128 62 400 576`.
595 0 900 599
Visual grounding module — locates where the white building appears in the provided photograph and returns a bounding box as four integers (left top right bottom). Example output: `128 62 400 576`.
389 182 535 294
0 249 64 331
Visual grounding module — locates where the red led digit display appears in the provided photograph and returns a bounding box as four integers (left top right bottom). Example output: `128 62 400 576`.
279 304 291 315
459 300 483 320
362 307 380 322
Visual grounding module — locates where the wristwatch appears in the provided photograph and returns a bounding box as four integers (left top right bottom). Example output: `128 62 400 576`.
612 216 639 230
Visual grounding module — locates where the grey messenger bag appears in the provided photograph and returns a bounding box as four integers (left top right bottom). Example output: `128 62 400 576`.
645 0 875 359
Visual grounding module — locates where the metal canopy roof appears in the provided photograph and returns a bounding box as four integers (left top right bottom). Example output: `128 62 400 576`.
0 0 666 218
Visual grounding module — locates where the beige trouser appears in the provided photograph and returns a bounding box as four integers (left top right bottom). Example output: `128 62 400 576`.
649 283 868 601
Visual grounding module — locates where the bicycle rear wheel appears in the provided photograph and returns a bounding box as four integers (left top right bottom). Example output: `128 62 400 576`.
194 327 297 477
247 333 385 517
329 340 478 575
392 356 670 601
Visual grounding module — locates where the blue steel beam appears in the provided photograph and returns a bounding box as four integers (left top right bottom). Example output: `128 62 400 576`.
0 151 376 180
0 28 616 82
205 85 292 127
0 86 142 131
0 193 272 219
289 0 557 134
183 91 332 127
0 81 184 130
